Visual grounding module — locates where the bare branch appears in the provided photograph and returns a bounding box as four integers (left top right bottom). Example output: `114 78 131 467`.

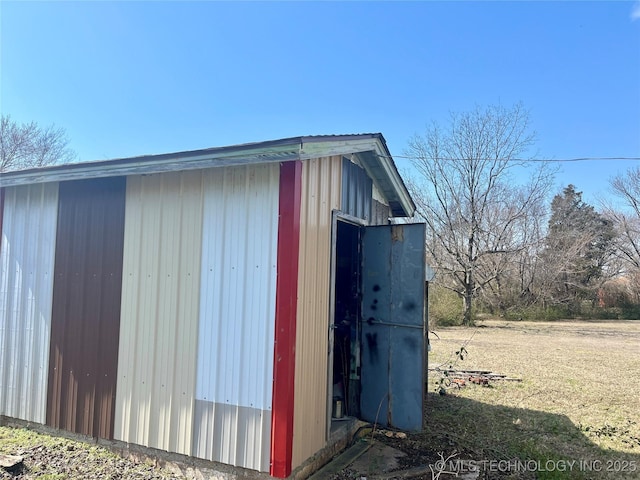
0 114 76 172
406 103 552 324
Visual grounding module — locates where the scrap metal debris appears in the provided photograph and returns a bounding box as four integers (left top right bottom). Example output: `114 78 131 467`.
431 367 522 388
0 454 23 470
375 429 407 439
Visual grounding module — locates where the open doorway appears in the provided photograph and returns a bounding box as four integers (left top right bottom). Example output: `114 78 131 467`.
329 220 427 433
331 220 362 421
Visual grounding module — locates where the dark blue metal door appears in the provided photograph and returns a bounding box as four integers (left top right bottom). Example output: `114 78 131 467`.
360 223 426 431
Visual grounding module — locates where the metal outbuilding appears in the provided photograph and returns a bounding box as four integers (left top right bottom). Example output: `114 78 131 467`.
0 134 427 478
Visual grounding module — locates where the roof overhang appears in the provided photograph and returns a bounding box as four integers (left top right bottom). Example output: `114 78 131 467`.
0 133 415 217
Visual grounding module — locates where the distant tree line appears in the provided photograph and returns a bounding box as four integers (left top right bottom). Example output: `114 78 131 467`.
408 104 640 325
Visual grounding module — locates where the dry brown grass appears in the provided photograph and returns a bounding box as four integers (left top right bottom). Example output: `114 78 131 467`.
422 319 640 479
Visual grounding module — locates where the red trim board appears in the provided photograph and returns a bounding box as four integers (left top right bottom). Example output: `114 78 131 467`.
270 161 302 478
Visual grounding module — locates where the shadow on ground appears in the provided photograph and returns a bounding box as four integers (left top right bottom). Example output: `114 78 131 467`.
327 393 640 479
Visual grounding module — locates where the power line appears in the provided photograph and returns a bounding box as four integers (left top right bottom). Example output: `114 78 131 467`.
386 155 640 163
526 157 640 163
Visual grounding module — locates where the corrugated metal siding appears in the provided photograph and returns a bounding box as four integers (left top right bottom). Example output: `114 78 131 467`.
115 171 203 456
0 184 58 424
291 156 342 469
371 183 392 225
0 188 4 245
193 164 279 472
371 199 391 226
341 158 372 221
46 178 126 439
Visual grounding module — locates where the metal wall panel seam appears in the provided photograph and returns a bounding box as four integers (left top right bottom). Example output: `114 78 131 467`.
114 176 142 444
0 184 58 424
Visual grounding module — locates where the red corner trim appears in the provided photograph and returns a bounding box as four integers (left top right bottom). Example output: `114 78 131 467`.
270 160 302 478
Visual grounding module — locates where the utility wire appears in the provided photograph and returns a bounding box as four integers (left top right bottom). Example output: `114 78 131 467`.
385 155 640 163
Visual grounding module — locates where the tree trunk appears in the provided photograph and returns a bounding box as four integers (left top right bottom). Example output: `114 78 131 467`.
463 287 474 326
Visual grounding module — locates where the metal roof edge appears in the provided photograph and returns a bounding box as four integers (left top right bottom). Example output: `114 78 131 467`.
0 134 381 181
298 135 416 217
298 136 382 160
347 138 415 218
0 134 415 217
0 139 305 187
375 136 416 218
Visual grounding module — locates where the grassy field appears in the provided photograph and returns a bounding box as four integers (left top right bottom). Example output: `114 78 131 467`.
418 319 640 479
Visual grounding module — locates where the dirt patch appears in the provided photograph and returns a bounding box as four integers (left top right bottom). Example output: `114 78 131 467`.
0 428 179 480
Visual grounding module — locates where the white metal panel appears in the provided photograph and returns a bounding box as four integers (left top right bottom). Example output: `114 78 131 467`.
115 171 203 456
193 164 279 472
193 402 272 473
0 183 58 423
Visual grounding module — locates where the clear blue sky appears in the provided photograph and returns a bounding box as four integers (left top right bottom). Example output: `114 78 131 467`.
1 1 639 203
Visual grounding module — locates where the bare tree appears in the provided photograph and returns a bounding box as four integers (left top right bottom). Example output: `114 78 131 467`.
607 167 640 271
0 115 75 172
476 187 548 315
406 103 554 325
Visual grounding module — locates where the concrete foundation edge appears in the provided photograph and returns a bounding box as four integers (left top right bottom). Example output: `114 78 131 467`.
1 416 367 480
289 419 368 480
0 416 272 480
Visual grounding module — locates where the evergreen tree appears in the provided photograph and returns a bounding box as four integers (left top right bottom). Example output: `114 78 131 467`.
541 185 616 311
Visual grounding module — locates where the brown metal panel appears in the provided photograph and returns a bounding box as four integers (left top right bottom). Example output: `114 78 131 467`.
47 177 126 439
